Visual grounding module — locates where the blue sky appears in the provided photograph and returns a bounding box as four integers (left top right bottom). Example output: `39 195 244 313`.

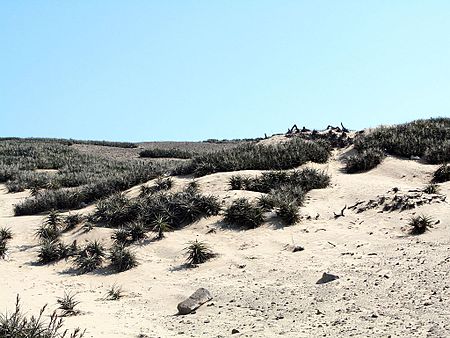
1 1 449 141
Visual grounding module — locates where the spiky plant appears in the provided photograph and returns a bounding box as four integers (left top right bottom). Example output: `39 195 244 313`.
151 215 172 240
38 239 62 263
74 240 105 273
256 195 275 212
154 177 173 192
109 245 137 272
0 240 7 259
183 239 215 266
64 213 83 231
44 210 63 228
57 291 81 317
423 183 439 194
127 221 146 242
82 222 94 233
408 215 434 235
105 283 124 300
35 224 60 242
111 227 130 245
0 227 13 242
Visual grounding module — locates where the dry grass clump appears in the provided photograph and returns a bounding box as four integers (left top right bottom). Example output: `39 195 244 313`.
0 295 85 337
174 138 330 177
432 163 450 183
345 148 385 173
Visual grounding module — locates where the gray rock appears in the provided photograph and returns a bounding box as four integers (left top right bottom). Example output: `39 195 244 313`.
316 272 339 284
177 288 212 315
232 329 240 334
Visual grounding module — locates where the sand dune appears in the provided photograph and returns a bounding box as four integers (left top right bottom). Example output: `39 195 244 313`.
1 148 449 337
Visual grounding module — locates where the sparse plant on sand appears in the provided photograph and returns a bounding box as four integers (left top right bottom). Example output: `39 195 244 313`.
0 295 85 337
64 213 83 231
105 283 124 300
184 239 215 266
408 215 433 235
57 291 81 316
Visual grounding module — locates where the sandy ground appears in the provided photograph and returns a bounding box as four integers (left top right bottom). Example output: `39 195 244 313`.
1 149 450 338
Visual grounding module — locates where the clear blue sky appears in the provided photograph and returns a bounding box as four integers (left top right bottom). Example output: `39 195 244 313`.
1 1 449 141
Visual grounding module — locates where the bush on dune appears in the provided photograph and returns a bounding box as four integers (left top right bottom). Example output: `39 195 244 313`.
173 138 330 177
345 148 385 173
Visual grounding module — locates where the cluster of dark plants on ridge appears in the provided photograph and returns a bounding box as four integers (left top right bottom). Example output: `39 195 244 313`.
139 148 194 159
140 177 173 196
0 140 165 215
0 136 136 148
227 168 330 226
173 138 331 177
92 182 220 232
354 118 450 163
34 210 138 273
0 295 85 338
0 227 13 259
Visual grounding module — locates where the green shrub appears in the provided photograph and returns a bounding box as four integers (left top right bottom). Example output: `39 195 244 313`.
432 164 450 183
224 198 265 229
110 245 137 272
0 227 13 242
276 202 300 225
184 239 215 266
345 148 385 173
64 213 83 231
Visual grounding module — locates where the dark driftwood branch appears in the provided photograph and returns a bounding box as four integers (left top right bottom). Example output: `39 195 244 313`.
334 205 347 219
340 122 349 133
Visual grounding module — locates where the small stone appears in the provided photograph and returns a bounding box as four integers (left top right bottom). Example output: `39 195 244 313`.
177 288 212 315
232 328 240 334
316 272 339 284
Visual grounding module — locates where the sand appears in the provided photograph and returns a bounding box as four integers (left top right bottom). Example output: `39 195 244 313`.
1 147 449 337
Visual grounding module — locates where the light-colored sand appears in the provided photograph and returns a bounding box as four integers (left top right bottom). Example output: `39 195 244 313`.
1 150 449 338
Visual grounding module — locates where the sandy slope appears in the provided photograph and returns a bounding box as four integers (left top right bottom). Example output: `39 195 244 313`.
1 150 449 338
